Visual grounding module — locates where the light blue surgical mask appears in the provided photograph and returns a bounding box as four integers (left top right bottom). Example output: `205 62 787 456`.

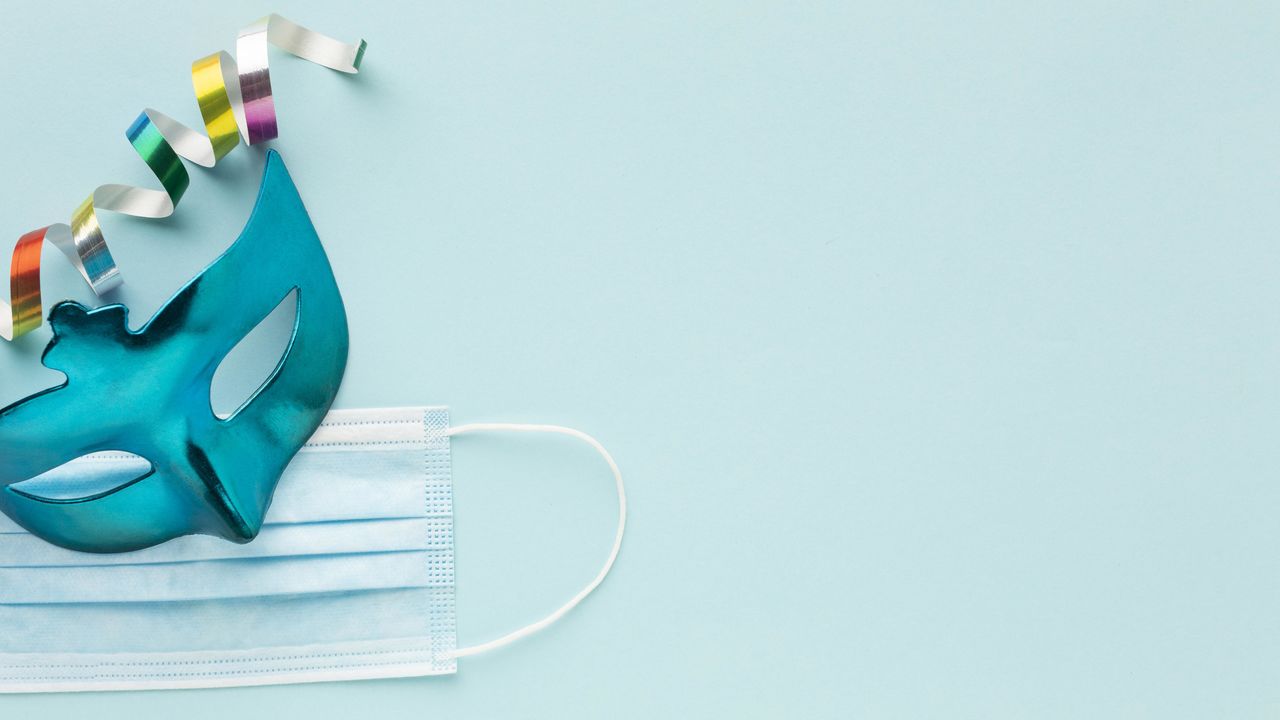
0 406 626 693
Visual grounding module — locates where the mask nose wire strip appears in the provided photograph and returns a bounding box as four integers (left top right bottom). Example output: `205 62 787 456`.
440 422 627 660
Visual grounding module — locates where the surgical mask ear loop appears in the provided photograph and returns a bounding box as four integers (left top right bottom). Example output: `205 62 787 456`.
441 423 627 660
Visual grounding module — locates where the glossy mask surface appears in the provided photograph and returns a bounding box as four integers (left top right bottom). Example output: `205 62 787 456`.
0 150 349 552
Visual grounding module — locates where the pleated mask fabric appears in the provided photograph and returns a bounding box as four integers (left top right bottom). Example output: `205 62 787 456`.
0 407 458 692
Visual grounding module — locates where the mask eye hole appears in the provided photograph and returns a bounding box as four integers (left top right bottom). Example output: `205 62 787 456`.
210 288 299 421
8 452 155 504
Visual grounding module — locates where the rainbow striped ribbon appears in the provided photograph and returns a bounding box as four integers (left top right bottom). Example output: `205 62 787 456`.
1 15 367 341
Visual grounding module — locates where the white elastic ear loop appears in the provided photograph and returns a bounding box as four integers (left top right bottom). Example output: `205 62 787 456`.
442 423 627 660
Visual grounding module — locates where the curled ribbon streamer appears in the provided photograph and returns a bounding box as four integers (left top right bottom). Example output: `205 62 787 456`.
0 14 367 341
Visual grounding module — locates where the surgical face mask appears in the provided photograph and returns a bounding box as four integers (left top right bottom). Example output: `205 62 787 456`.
0 406 626 693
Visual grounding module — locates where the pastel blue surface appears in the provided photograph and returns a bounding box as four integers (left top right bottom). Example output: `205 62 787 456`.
0 1 1276 717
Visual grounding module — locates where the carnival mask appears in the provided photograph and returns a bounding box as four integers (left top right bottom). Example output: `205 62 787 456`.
0 150 348 553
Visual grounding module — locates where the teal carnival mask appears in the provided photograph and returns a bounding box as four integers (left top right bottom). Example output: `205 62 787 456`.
0 151 349 553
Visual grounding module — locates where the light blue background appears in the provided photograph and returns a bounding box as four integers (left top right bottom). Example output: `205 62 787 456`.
1 1 1277 717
